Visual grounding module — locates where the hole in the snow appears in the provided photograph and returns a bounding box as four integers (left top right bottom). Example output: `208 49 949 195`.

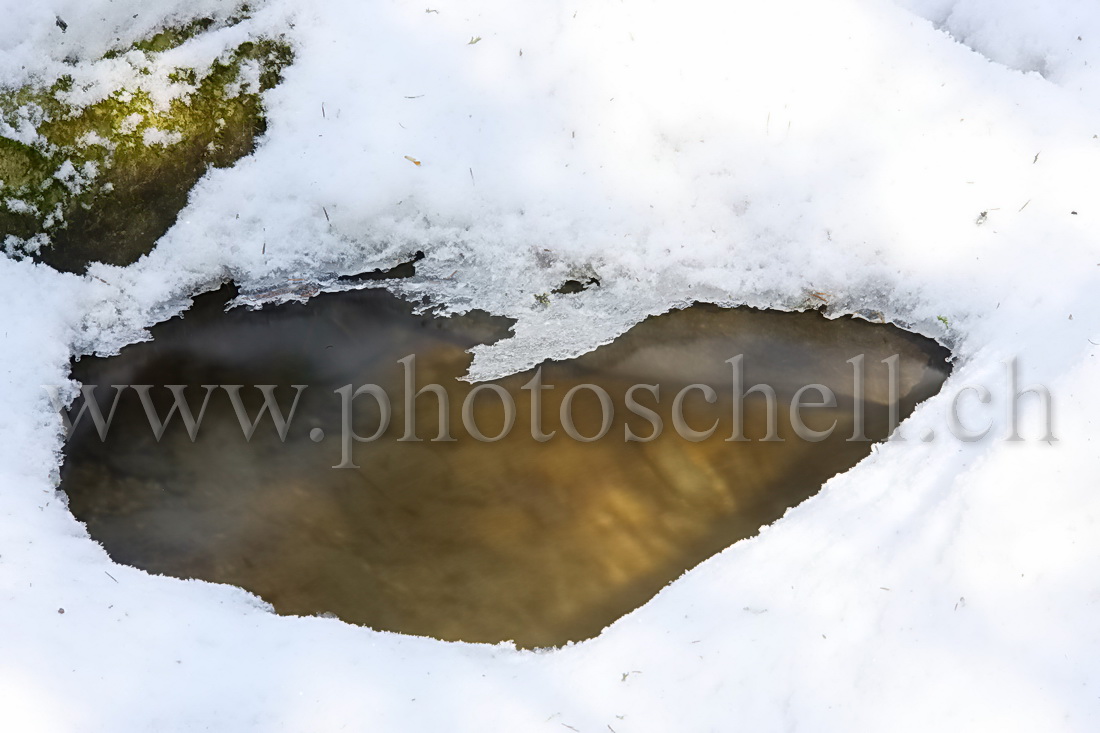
337 251 424 283
552 276 600 295
60 285 949 648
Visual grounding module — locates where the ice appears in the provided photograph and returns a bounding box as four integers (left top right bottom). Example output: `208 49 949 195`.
1 0 1100 730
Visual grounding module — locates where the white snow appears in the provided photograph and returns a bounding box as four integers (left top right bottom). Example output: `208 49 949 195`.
141 127 183 147
1 0 1099 730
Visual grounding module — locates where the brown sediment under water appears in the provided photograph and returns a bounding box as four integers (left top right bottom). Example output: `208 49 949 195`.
61 285 950 648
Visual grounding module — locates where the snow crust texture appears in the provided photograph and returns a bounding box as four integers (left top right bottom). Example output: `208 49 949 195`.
1 0 1099 731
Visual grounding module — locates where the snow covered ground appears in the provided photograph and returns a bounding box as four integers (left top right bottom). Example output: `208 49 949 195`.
2 0 1099 730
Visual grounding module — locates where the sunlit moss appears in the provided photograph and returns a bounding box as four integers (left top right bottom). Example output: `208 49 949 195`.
0 18 293 271
129 18 217 55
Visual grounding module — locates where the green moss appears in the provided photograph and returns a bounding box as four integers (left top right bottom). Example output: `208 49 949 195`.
131 18 216 55
0 18 293 271
0 137 50 190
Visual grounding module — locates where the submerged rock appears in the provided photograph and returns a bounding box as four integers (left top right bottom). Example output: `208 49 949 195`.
0 15 292 272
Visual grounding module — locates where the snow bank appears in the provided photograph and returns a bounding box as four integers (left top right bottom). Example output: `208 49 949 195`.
1 0 1099 730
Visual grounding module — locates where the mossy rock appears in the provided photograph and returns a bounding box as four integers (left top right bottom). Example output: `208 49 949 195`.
0 19 293 272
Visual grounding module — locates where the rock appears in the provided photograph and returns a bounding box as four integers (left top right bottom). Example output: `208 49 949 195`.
0 18 293 272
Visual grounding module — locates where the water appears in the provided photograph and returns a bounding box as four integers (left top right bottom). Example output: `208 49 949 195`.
61 285 950 648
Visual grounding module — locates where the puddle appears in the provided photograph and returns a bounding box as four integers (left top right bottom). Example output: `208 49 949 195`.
60 286 949 648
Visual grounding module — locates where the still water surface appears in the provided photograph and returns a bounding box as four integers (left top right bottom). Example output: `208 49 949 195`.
62 286 949 647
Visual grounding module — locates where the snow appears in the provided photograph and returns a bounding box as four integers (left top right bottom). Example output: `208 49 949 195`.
1 0 1099 730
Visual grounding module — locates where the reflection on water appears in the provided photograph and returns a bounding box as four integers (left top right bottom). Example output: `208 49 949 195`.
61 285 950 648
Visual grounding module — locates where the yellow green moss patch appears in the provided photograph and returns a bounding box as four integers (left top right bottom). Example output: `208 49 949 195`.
0 18 293 272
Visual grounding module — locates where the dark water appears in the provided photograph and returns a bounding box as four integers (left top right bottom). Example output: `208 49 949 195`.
61 285 950 648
